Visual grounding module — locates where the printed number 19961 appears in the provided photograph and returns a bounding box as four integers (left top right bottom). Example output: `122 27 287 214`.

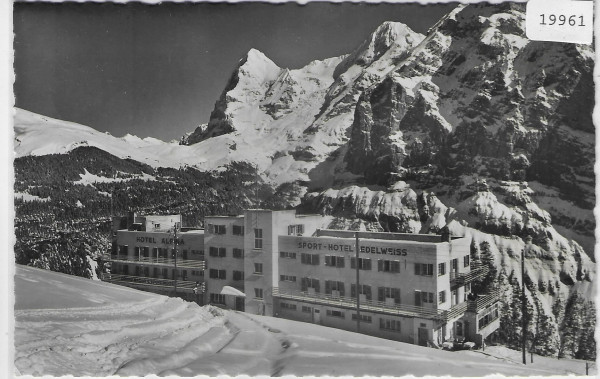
540 14 585 26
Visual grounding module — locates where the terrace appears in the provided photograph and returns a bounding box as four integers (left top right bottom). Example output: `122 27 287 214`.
272 287 500 322
100 273 202 293
101 253 205 269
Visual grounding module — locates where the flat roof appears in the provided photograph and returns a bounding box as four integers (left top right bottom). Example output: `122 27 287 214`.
180 229 205 234
205 215 244 218
116 228 204 234
315 229 462 243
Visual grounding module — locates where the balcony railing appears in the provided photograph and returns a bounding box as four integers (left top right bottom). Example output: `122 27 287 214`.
467 290 500 313
101 254 205 269
100 273 203 293
272 287 474 322
449 265 488 288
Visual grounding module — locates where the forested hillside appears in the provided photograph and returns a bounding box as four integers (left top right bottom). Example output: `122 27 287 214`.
14 146 283 277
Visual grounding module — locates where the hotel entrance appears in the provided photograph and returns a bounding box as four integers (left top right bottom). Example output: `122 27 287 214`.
418 328 429 346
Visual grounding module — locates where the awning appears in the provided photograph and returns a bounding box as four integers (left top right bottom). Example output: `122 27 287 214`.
220 286 245 297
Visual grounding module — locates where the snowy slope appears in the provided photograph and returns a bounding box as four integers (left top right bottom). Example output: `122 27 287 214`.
13 108 234 169
14 265 591 376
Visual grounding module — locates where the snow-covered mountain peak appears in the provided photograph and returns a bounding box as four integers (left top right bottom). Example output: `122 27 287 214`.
371 21 421 48
238 48 281 85
333 21 424 79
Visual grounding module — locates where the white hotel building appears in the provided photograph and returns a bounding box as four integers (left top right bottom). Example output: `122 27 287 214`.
105 209 500 347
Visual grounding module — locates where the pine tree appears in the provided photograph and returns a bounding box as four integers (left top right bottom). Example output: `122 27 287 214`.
552 295 565 322
470 239 480 261
534 313 559 356
472 241 497 294
575 301 596 360
559 293 585 358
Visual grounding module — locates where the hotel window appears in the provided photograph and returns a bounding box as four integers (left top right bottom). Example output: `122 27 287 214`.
438 262 446 276
209 247 226 257
279 251 297 259
301 277 320 293
415 291 434 305
378 287 400 303
232 225 244 236
152 247 159 256
325 280 345 296
254 263 263 275
280 302 297 310
233 270 244 281
122 265 129 275
378 259 400 273
351 257 372 270
438 290 446 304
301 306 312 313
254 229 263 249
326 309 345 318
463 283 472 300
464 255 470 267
143 267 149 277
254 288 264 299
380 318 401 332
162 268 168 277
288 224 305 235
233 248 244 258
325 255 345 268
300 253 320 265
207 224 226 235
143 247 150 257
451 258 458 271
478 303 500 329
119 245 128 255
209 269 226 280
351 284 372 300
414 263 434 276
210 293 226 304
135 246 142 256
352 314 372 323
153 267 159 277
280 274 296 282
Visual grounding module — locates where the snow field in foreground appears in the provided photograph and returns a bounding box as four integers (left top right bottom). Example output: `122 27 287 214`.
14 265 595 377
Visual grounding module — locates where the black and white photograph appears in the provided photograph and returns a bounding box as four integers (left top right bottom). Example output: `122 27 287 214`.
9 0 597 376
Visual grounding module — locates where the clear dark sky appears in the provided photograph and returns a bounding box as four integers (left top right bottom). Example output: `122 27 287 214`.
14 2 456 141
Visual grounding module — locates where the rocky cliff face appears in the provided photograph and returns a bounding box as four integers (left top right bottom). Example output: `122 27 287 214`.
343 4 594 209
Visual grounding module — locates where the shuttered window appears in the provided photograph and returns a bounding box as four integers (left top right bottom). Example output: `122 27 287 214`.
350 257 372 270
378 259 400 273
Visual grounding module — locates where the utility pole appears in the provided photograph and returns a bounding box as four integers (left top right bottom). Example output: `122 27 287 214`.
174 223 179 296
355 231 361 333
522 235 532 365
